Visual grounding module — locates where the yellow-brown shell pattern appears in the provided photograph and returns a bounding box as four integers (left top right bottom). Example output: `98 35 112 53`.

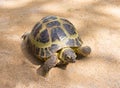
27 16 83 60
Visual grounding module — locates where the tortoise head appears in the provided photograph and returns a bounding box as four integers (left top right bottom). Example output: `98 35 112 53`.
61 48 77 63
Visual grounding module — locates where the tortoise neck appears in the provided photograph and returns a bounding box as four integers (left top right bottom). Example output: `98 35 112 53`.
58 47 72 63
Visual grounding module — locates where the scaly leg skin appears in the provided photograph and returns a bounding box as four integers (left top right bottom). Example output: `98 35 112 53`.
40 54 58 77
76 46 91 57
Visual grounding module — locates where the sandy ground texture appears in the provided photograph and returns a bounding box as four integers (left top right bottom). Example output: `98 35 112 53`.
0 0 120 88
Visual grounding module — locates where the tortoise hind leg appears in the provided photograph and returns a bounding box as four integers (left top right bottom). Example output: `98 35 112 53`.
76 46 91 57
40 54 58 76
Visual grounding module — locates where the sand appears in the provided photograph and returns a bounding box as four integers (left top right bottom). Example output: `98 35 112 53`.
0 0 120 88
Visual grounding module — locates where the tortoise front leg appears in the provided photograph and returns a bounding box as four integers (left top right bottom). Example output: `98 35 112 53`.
40 54 58 76
76 46 91 57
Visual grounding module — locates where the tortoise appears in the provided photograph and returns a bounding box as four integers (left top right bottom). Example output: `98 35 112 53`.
22 16 91 75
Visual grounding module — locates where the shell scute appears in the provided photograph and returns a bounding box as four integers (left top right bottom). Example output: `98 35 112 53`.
63 23 76 35
35 47 40 55
66 39 75 46
44 48 52 57
40 48 44 57
42 16 57 23
32 22 42 37
39 29 49 43
50 44 60 53
47 21 60 28
51 27 67 42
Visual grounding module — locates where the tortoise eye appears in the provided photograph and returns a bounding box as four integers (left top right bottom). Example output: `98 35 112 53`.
66 56 70 59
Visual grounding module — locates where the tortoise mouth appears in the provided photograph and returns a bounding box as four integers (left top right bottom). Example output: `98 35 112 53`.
70 59 76 63
65 58 76 63
69 61 75 63
72 59 76 63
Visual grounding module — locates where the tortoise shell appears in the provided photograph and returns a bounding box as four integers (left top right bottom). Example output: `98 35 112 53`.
27 16 83 59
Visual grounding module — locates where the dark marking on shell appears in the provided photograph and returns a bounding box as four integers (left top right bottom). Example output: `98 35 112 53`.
40 48 44 57
27 38 32 49
32 44 35 53
35 47 40 55
44 48 51 57
78 37 83 43
63 24 76 35
39 29 49 43
31 22 42 38
47 21 60 28
42 16 57 23
50 44 60 52
75 38 81 46
27 38 30 46
61 18 73 25
51 27 67 42
66 39 75 46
